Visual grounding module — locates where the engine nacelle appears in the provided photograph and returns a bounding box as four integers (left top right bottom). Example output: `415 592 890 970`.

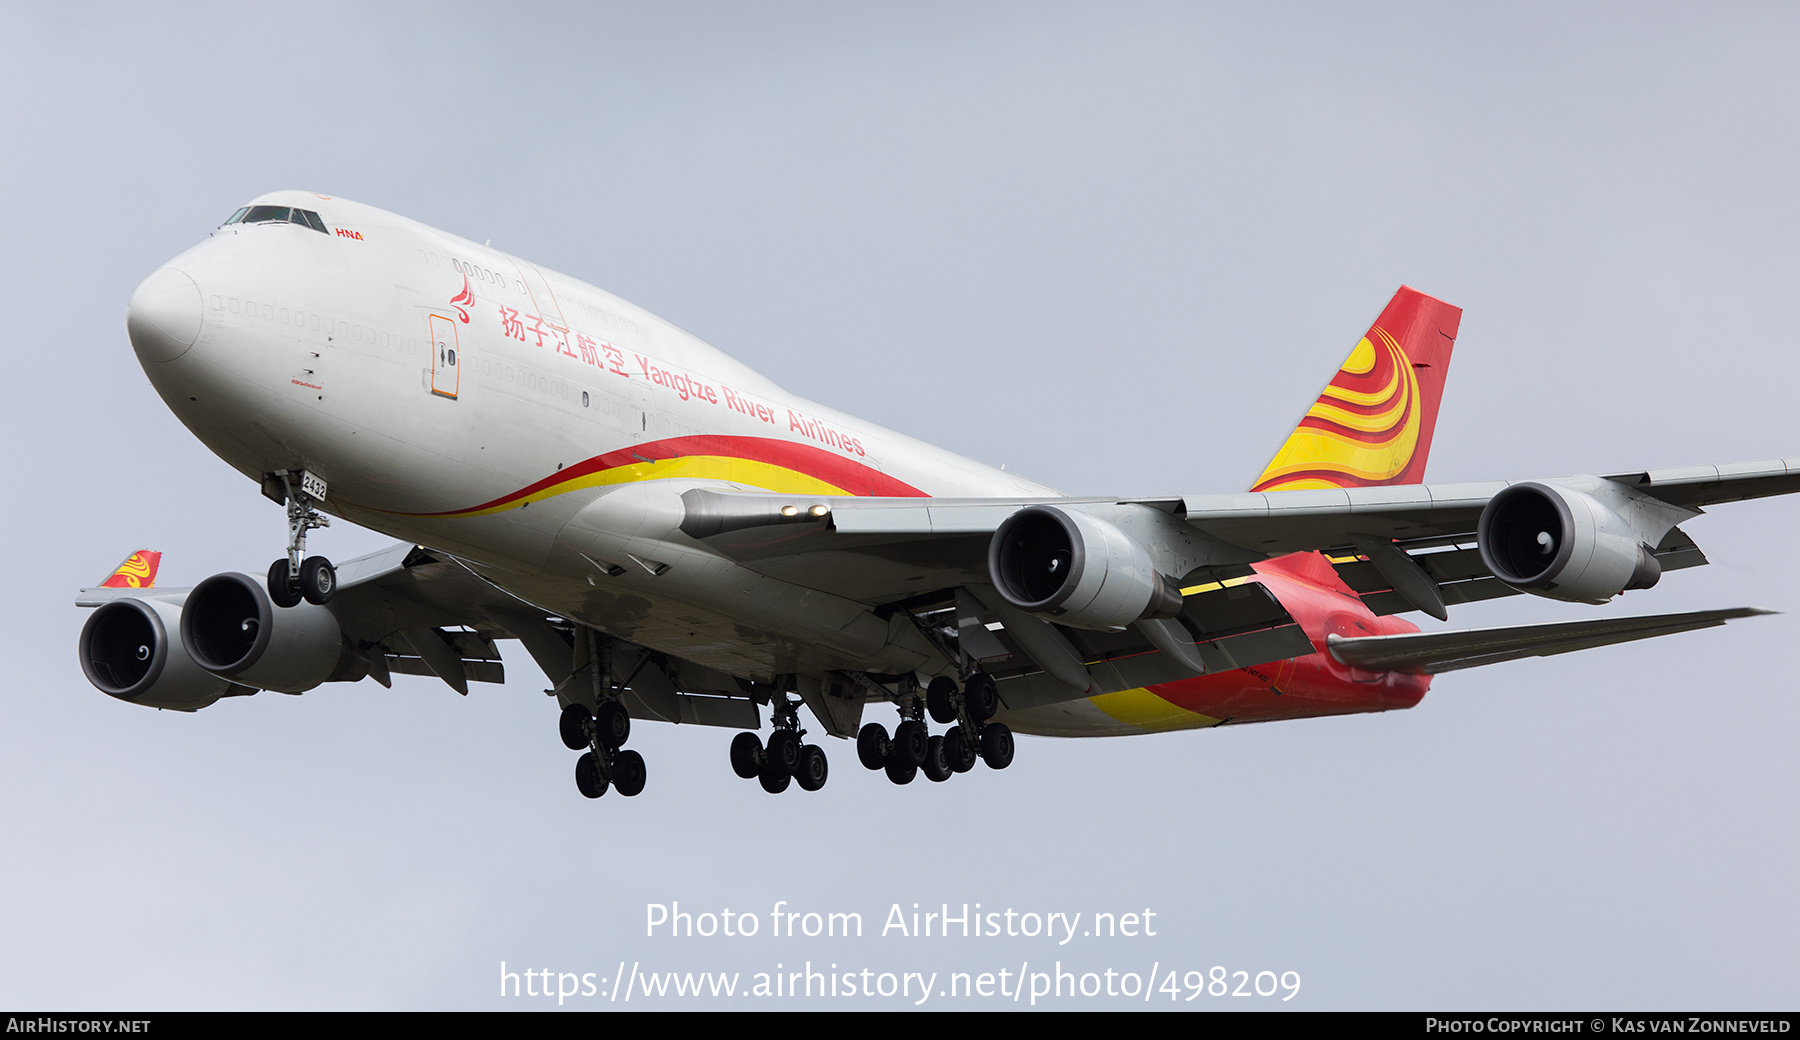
179 572 360 693
1477 482 1661 604
79 596 241 711
987 505 1183 630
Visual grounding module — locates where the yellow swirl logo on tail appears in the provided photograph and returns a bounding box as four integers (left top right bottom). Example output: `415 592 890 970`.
1252 326 1423 492
99 550 161 589
1248 285 1459 495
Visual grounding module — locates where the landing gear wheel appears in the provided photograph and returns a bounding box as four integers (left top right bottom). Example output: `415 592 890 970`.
795 745 829 791
926 676 960 724
559 704 591 751
979 722 1015 770
594 699 630 749
964 672 999 722
922 735 952 782
730 732 764 779
759 760 792 794
612 749 647 796
765 729 800 775
943 726 979 773
575 752 608 798
892 719 928 767
267 559 301 608
856 723 890 770
884 759 917 785
299 556 336 605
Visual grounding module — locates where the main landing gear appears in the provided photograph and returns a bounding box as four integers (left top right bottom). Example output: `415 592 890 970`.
858 673 1013 786
728 691 829 795
561 629 646 799
266 472 336 608
563 700 647 799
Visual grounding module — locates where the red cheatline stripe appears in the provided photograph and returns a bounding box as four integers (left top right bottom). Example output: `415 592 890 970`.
409 434 926 517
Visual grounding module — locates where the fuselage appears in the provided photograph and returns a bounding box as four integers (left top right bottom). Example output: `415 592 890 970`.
126 190 1431 736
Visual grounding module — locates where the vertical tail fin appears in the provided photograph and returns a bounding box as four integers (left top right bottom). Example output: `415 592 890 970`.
98 550 161 589
1250 285 1462 492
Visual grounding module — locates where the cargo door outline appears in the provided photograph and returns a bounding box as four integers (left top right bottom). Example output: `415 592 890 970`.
428 313 460 399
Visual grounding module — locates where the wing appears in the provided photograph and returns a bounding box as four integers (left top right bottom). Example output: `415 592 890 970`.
672 457 1799 707
1325 607 1773 674
78 543 761 726
681 457 1800 614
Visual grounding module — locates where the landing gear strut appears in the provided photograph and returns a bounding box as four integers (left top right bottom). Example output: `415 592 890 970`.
266 471 335 607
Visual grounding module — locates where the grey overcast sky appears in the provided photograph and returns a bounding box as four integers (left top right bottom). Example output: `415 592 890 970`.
3 2 1798 1010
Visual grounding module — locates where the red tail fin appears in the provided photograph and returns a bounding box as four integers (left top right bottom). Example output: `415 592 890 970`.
1250 286 1462 492
99 550 161 589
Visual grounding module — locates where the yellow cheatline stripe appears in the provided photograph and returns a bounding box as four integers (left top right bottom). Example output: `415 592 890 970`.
1179 576 1254 596
1089 687 1223 732
1339 337 1377 375
440 456 851 518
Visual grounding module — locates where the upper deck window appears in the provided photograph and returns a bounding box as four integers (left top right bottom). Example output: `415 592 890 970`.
223 205 330 234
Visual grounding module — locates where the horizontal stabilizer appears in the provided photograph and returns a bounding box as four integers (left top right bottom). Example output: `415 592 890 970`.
1327 607 1773 675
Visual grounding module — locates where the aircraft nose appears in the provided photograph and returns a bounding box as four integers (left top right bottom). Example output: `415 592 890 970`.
126 267 204 362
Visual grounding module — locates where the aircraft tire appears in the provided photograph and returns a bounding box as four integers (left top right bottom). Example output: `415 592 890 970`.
299 556 336 605
964 673 999 722
922 736 952 783
613 750 646 797
595 699 630 749
559 704 591 750
758 759 791 794
892 720 928 767
943 727 978 774
979 722 1015 770
925 676 959 724
267 559 301 608
856 723 890 770
730 732 764 779
575 752 608 799
884 759 917 786
765 729 800 775
795 745 828 791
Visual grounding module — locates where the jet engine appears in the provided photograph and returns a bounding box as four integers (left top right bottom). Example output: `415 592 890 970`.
987 505 1183 630
1477 482 1661 604
179 572 361 693
79 596 242 711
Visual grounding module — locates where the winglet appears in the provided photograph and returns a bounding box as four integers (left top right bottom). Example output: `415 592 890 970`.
1251 286 1463 492
98 550 162 589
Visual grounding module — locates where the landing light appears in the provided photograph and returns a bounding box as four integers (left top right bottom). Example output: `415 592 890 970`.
809 504 829 517
780 505 799 517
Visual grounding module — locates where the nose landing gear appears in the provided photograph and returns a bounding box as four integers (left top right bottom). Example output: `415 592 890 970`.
265 471 335 607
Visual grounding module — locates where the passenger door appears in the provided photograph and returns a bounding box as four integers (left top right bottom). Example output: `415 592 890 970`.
427 313 460 399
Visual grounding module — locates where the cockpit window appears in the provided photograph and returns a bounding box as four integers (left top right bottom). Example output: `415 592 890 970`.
222 205 330 234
